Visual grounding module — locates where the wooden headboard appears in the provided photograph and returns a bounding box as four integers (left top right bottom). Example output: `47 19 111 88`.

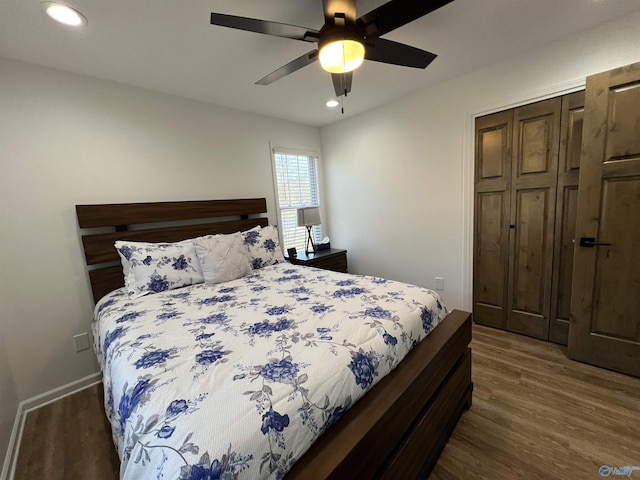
76 198 269 302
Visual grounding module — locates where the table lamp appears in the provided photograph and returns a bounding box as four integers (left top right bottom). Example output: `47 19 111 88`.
297 207 321 254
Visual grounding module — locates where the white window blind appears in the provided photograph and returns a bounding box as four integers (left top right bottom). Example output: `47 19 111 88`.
272 148 322 252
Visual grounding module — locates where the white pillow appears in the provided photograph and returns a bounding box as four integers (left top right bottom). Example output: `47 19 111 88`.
241 225 286 269
193 233 252 284
115 240 204 298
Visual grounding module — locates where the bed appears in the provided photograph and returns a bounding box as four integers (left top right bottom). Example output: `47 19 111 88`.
76 198 472 479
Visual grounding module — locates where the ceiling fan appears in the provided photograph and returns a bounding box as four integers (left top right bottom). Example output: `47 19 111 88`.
210 0 453 99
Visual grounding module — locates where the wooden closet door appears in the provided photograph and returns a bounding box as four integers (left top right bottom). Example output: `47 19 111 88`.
568 62 640 377
507 98 561 340
549 91 584 345
473 110 513 329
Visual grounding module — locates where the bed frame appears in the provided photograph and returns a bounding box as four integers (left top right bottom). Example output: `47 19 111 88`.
76 198 472 479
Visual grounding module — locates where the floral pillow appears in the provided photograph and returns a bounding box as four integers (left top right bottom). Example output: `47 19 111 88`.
241 225 286 269
193 233 252 284
114 240 204 298
115 239 192 277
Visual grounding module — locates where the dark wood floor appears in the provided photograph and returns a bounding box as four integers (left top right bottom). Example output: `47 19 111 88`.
15 383 118 480
14 325 640 479
431 326 640 479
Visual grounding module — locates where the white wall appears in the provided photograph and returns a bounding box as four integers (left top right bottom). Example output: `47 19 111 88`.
320 11 640 310
0 57 321 402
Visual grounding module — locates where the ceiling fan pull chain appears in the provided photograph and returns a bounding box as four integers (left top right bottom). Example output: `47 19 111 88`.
341 71 346 114
342 70 347 97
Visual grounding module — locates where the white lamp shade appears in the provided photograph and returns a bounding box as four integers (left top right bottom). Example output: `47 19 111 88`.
297 207 321 226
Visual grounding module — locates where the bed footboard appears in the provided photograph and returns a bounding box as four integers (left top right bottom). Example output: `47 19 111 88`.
287 309 472 479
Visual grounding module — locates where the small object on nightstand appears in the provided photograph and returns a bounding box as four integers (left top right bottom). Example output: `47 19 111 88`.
316 240 330 251
287 248 348 273
287 247 297 258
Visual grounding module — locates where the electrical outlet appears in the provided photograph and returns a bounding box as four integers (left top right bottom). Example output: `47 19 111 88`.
435 277 444 290
73 332 91 352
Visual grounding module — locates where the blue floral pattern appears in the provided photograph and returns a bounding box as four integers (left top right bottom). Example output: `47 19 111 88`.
167 399 189 417
135 349 173 369
349 351 377 389
93 262 448 479
261 408 290 434
260 359 300 384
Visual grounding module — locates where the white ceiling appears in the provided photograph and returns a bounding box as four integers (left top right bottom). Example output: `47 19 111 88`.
1 0 639 127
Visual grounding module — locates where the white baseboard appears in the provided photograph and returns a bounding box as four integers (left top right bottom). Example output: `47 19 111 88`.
1 372 102 480
0 408 23 480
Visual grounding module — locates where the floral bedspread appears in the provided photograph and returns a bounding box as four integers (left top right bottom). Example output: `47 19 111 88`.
93 263 449 480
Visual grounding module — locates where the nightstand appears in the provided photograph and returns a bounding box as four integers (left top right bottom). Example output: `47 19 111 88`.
287 248 348 273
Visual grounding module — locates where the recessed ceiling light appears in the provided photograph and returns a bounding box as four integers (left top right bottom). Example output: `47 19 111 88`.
42 2 87 27
326 100 340 108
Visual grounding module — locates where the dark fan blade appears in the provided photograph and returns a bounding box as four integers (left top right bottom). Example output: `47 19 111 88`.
322 0 356 25
357 0 454 37
331 72 352 97
365 38 436 68
255 50 319 85
210 12 319 42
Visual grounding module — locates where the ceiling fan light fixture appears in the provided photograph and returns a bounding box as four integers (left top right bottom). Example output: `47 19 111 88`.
319 39 365 74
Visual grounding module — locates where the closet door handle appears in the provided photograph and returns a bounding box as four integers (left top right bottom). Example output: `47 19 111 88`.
579 237 612 248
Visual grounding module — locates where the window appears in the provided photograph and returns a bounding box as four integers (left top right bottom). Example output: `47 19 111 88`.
272 147 322 252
